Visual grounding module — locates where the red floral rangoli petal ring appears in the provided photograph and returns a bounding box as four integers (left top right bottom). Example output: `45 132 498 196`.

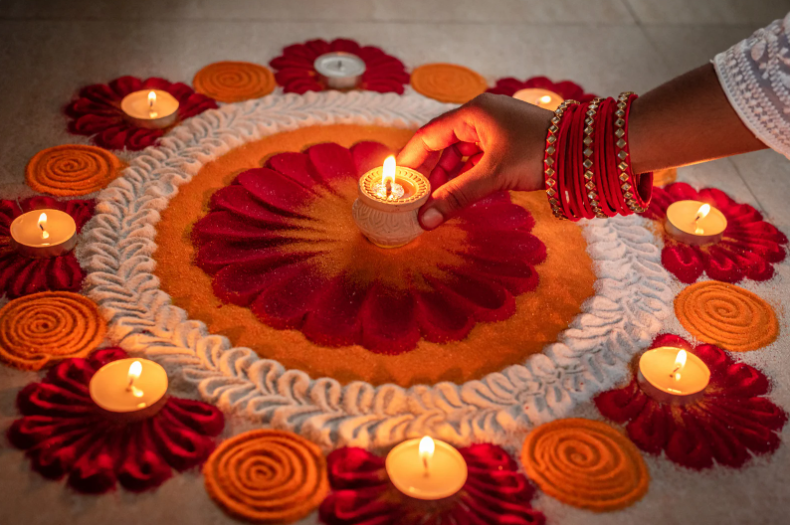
9 348 224 493
192 141 546 354
487 75 598 103
595 334 788 470
269 38 410 94
0 197 94 299
65 76 218 151
319 444 546 524
640 182 787 284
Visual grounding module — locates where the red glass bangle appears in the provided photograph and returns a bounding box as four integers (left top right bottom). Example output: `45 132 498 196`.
583 97 607 219
593 98 617 217
614 93 647 213
543 100 577 220
557 103 580 221
603 96 630 215
621 93 653 210
576 101 595 219
568 102 589 219
609 93 634 215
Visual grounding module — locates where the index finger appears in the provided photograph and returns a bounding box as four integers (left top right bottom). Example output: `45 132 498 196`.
396 106 481 169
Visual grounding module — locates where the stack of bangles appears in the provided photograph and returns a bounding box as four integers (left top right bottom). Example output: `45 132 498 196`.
543 92 653 220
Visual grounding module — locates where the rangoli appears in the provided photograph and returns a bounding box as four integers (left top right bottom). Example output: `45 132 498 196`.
9 348 224 493
520 418 650 512
78 90 674 449
675 280 778 352
193 61 276 103
320 444 546 524
595 334 787 470
204 429 329 524
0 291 107 370
25 144 124 196
410 63 488 103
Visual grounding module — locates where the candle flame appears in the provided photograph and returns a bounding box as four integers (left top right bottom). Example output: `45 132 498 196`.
671 349 687 381
695 203 711 222
419 436 435 459
383 155 396 187
148 90 156 108
127 360 144 398
539 95 553 105
38 213 50 240
419 436 434 475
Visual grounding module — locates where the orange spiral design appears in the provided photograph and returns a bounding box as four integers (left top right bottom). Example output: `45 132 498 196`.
410 63 488 104
675 281 778 352
521 418 650 512
0 292 107 370
193 61 276 103
204 430 329 524
653 167 677 186
25 144 123 196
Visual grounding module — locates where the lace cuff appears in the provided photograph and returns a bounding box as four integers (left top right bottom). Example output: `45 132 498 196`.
713 13 790 159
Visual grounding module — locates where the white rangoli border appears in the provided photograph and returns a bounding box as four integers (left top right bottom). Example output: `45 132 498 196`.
77 90 673 450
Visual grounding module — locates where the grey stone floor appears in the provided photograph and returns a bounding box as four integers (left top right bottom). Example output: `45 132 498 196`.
1 1 790 524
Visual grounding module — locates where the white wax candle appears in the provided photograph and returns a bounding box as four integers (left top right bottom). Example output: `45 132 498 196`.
314 52 366 90
120 89 179 129
385 436 467 500
638 347 710 405
665 200 727 246
513 88 564 111
89 358 168 414
10 209 77 258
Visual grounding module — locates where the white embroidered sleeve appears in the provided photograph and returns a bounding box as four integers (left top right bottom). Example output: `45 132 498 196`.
714 13 790 159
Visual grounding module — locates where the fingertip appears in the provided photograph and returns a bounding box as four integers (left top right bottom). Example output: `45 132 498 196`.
420 208 444 230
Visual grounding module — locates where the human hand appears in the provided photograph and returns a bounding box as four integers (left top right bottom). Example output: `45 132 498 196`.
397 93 554 230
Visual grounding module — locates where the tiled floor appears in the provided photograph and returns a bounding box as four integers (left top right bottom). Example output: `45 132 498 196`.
1 1 790 524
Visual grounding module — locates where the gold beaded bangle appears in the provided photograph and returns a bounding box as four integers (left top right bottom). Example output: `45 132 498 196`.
614 92 647 214
544 99 579 220
581 97 606 219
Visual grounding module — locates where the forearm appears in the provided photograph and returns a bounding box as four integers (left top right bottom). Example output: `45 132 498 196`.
628 64 766 174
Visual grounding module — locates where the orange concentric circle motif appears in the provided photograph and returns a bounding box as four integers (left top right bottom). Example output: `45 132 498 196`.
675 281 778 352
653 168 677 186
25 144 123 196
0 291 107 370
410 63 488 104
193 61 277 103
204 429 329 524
521 418 650 512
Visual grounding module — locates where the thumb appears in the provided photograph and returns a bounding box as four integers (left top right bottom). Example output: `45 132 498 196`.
418 161 498 230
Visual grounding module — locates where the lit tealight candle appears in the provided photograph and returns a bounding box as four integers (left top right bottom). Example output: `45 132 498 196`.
120 89 179 129
665 200 727 246
89 358 169 417
637 347 710 405
512 88 564 111
10 210 77 258
385 436 468 500
314 52 366 90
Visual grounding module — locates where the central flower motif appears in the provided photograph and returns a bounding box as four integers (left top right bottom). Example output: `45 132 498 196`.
192 141 546 354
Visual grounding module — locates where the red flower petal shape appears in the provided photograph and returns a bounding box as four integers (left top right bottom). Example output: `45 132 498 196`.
319 445 546 525
65 76 217 151
193 141 546 354
641 182 787 283
487 76 597 102
0 197 94 299
270 38 410 94
8 348 224 494
595 334 787 470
